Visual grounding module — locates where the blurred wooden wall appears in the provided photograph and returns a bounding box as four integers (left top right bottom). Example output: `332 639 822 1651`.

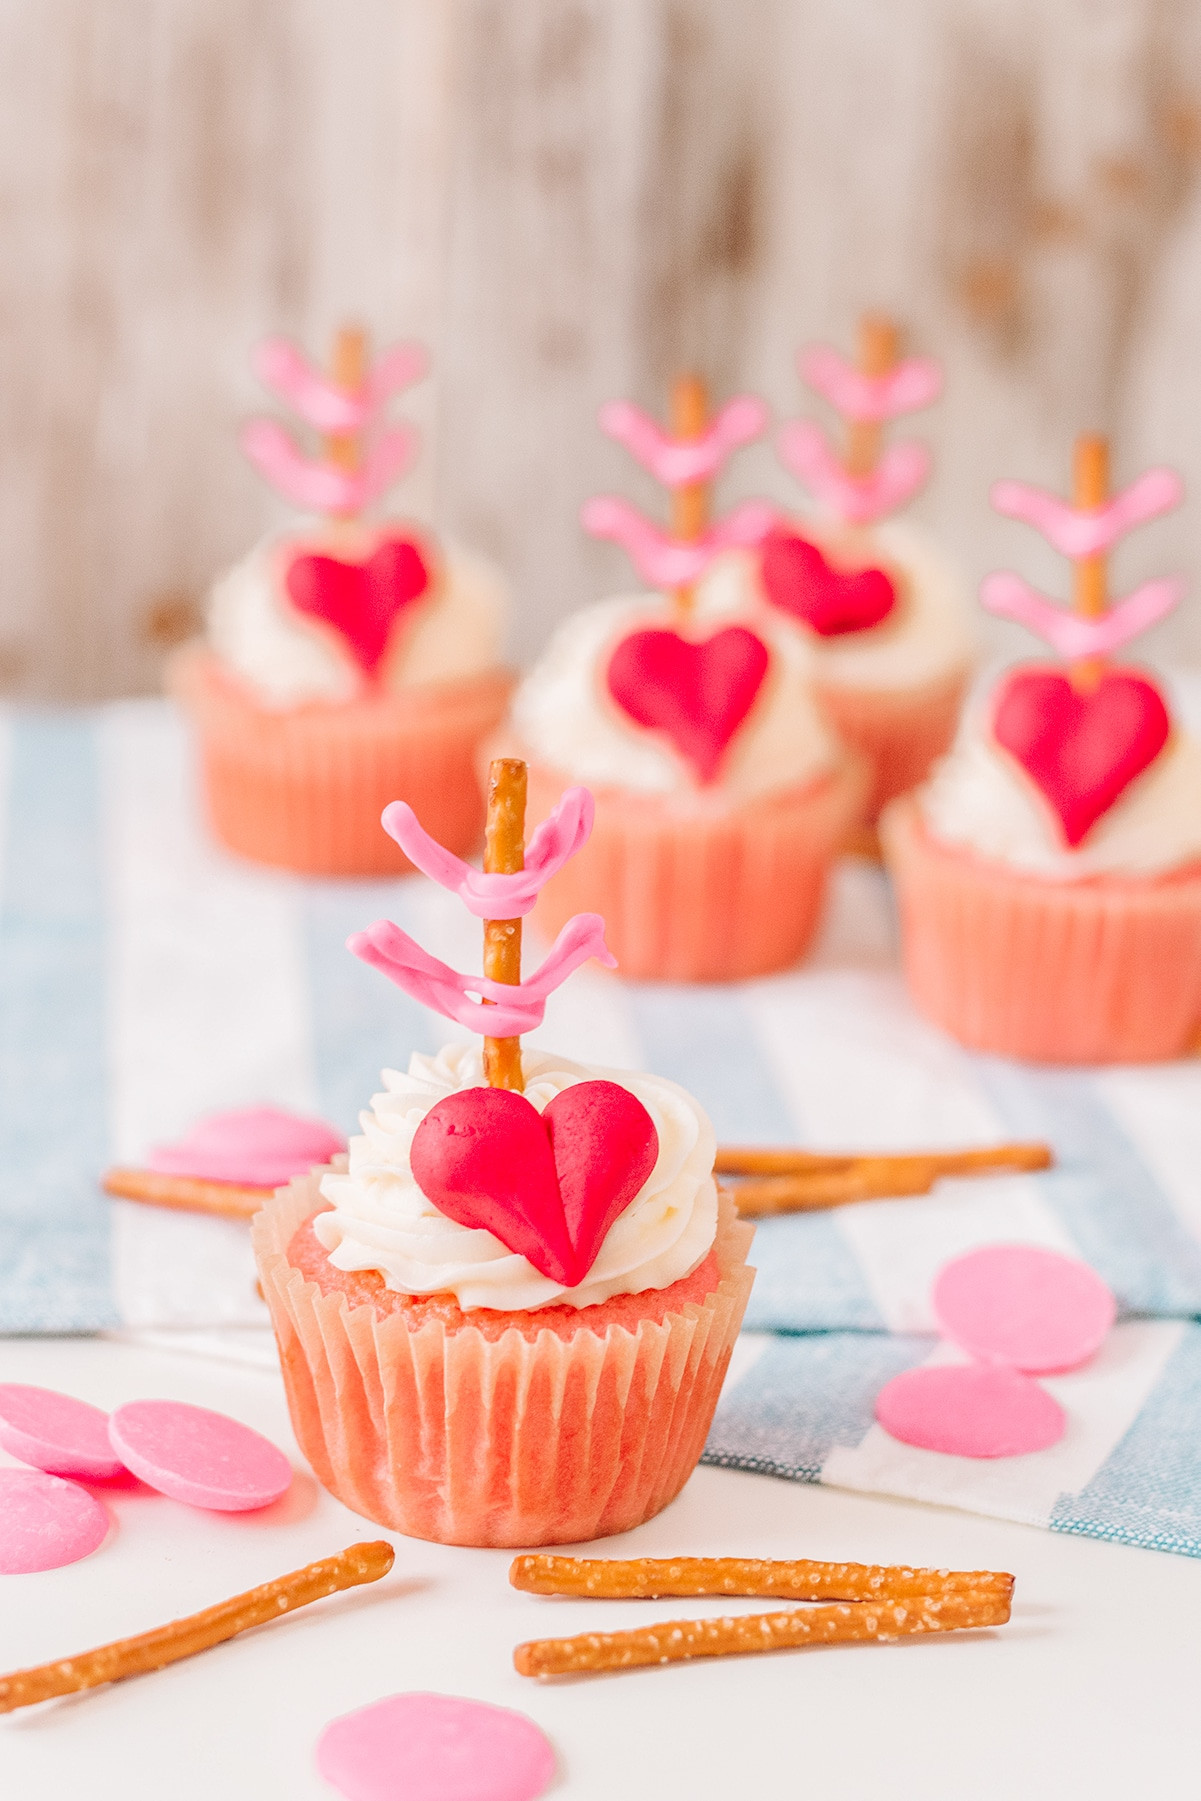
3 0 1201 700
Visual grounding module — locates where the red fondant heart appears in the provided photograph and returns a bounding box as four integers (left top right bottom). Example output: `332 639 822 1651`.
760 531 896 637
409 1081 660 1290
993 666 1170 847
606 626 770 783
284 536 431 676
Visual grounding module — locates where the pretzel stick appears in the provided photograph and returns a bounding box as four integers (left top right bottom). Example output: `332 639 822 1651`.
714 1142 1052 1178
719 1144 1052 1215
482 757 527 1093
102 1167 269 1220
0 1541 395 1715
514 1589 1010 1677
510 1554 1014 1605
844 313 898 479
1071 432 1108 691
671 372 709 612
325 323 368 483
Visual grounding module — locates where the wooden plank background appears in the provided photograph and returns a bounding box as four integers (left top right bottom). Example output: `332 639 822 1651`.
2 0 1200 700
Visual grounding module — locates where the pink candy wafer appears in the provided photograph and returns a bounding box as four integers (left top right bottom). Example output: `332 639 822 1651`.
0 1384 126 1480
107 1400 292 1513
876 1364 1066 1459
0 1468 110 1573
933 1244 1116 1374
316 1693 555 1801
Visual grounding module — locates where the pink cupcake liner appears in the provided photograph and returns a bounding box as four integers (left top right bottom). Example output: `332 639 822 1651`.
883 795 1201 1063
815 664 971 822
252 1176 755 1547
523 757 867 982
172 647 514 875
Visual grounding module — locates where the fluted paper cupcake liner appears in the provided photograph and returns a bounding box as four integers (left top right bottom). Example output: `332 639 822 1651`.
815 664 970 822
252 1175 755 1547
524 757 867 982
883 795 1201 1063
172 647 513 875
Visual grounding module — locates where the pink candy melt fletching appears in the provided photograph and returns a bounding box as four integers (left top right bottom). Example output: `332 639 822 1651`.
933 1244 1116 1374
316 1692 555 1801
0 1468 110 1573
147 1106 346 1189
876 1364 1066 1459
0 1384 125 1480
107 1400 293 1512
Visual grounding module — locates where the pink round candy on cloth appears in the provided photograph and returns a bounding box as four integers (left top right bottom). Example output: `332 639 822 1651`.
316 1693 555 1801
0 1468 110 1573
933 1244 1116 1374
876 1363 1066 1458
107 1400 292 1512
146 1106 345 1188
0 1384 125 1480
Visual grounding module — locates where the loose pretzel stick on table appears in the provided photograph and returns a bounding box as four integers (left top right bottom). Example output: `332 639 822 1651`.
718 1142 1052 1216
514 1589 1011 1677
510 1554 1014 1604
102 1168 270 1220
0 1541 394 1714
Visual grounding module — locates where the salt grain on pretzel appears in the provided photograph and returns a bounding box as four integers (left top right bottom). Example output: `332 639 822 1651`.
0 1540 394 1713
514 1588 1011 1677
509 1553 1014 1604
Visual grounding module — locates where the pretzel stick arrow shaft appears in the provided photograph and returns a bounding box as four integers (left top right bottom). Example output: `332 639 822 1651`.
514 1589 1011 1677
0 1540 394 1714
102 1168 269 1220
510 1554 1013 1604
482 758 527 1093
844 313 898 478
671 372 708 613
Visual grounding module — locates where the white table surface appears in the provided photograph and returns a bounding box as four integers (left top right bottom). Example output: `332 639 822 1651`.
2 1335 1198 1800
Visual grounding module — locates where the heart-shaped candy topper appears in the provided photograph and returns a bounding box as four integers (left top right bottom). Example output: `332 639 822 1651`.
284 535 431 677
410 1081 659 1290
606 625 769 783
993 666 1170 846
760 532 897 637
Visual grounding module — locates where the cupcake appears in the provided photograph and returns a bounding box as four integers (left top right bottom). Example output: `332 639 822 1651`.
497 376 865 982
173 328 513 875
251 760 754 1545
703 316 973 825
883 436 1201 1063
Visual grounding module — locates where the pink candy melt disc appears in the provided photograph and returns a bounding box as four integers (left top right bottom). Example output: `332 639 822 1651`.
933 1244 1116 1374
147 1106 346 1188
876 1363 1066 1459
0 1468 110 1573
0 1383 126 1481
316 1693 555 1801
107 1400 293 1512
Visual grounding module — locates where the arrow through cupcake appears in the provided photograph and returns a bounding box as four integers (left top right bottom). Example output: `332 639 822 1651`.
745 315 974 826
171 323 513 874
251 760 755 1545
883 433 1201 1063
498 375 864 980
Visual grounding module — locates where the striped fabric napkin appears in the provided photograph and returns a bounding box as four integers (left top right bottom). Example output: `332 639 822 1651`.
2 695 1200 1551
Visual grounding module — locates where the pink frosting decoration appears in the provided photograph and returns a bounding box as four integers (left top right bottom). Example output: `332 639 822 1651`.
0 1469 110 1573
980 571 1186 660
581 495 776 589
875 1363 1066 1459
776 419 931 524
990 465 1183 558
0 1385 125 1481
348 912 616 1037
799 344 942 421
598 394 768 487
381 787 595 918
239 418 415 516
252 337 427 434
315 1693 555 1801
108 1400 293 1512
146 1106 346 1188
932 1245 1116 1375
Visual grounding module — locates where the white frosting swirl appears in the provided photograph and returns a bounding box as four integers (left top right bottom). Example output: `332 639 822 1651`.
917 682 1201 880
313 1043 719 1312
698 517 974 692
509 593 839 799
208 525 507 708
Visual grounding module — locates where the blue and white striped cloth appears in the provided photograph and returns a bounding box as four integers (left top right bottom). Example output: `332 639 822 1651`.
2 699 1201 1551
